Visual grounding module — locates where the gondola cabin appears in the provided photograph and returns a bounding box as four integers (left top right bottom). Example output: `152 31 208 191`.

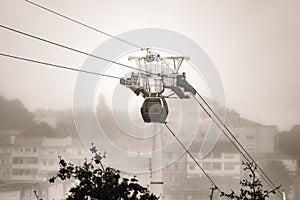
120 50 195 123
141 97 168 123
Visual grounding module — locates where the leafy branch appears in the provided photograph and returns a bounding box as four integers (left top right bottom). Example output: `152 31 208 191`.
220 161 281 200
48 143 159 200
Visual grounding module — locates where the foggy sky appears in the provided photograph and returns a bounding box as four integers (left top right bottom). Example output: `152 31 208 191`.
0 0 299 131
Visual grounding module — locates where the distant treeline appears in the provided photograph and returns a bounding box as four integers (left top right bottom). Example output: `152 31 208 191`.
0 95 69 137
0 95 35 130
279 125 300 169
1 94 299 167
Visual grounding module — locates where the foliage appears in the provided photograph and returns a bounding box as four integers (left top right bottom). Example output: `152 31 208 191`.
0 95 35 129
49 144 159 200
21 121 56 136
264 160 293 192
279 126 300 169
33 190 42 200
220 161 281 200
0 95 58 136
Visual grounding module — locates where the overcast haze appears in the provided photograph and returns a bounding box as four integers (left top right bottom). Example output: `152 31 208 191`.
0 0 299 131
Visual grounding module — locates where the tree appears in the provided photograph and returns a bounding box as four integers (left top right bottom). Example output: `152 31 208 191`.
220 161 281 200
0 95 35 130
264 160 293 193
49 144 159 200
21 121 56 136
0 95 58 136
279 126 300 169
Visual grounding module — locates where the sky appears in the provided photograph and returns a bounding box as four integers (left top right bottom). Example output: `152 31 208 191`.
0 0 299 131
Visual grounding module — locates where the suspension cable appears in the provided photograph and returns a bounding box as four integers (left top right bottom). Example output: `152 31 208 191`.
193 93 283 199
164 123 229 199
195 92 280 189
0 24 157 76
25 0 142 49
0 53 122 80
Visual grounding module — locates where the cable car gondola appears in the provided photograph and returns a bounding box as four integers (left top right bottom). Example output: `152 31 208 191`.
120 50 194 123
141 97 169 123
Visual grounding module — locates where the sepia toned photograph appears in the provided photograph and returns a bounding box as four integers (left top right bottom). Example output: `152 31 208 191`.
0 1 299 199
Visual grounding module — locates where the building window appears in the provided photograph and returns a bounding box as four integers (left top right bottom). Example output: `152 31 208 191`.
33 148 37 152
177 163 185 170
12 169 24 175
25 148 31 152
12 157 23 164
223 154 235 159
163 176 171 181
171 175 179 181
224 163 235 170
246 135 254 140
212 163 221 170
13 157 38 164
59 149 66 154
12 169 38 176
206 153 213 158
246 146 255 151
49 160 55 166
203 163 211 170
212 152 221 158
168 164 176 170
26 157 38 164
189 164 195 170
166 152 173 158
0 168 10 176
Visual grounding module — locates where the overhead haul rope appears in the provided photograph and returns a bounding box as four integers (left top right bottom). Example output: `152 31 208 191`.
192 92 283 199
24 0 172 72
25 0 143 49
0 53 122 80
164 123 229 199
195 92 281 190
0 24 158 76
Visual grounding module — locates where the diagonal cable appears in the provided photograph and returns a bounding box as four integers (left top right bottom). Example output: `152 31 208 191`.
0 53 121 80
0 24 157 76
25 0 142 49
193 93 283 199
164 123 229 199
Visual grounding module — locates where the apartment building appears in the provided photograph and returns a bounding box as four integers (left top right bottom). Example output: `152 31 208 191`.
0 135 13 181
0 135 90 200
11 137 42 181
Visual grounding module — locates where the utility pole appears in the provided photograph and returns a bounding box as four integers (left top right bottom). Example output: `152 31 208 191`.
150 123 164 198
283 190 287 200
209 186 217 200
